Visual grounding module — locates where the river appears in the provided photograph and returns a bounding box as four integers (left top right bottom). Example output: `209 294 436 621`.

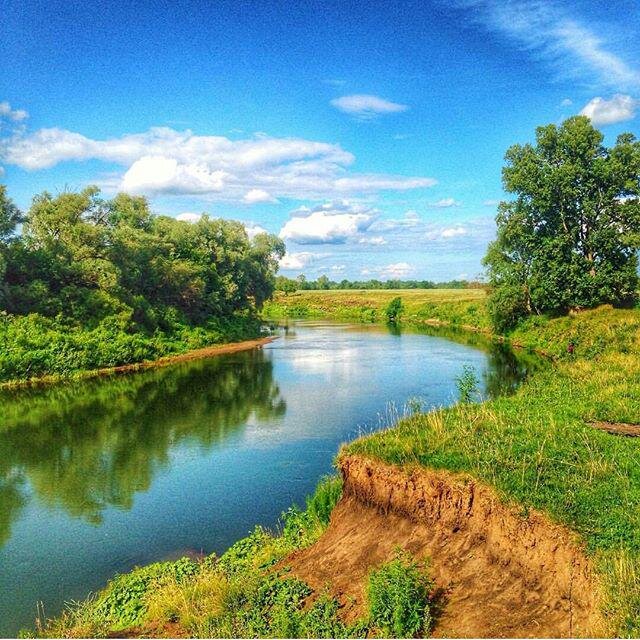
0 321 539 636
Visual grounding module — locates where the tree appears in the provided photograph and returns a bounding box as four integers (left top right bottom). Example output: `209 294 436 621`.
483 116 640 331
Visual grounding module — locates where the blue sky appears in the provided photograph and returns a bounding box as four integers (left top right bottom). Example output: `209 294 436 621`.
1 0 639 281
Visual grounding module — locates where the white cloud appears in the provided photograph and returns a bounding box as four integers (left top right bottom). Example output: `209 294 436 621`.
122 155 227 194
244 222 269 239
0 125 434 202
370 210 422 232
560 98 573 107
176 212 203 223
483 199 499 207
330 94 408 119
425 225 468 241
429 197 461 208
358 236 388 246
279 252 318 270
451 1 640 91
243 188 277 204
280 202 376 244
0 101 28 122
380 262 414 279
580 94 639 126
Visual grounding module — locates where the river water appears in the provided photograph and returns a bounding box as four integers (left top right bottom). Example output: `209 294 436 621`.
0 321 538 636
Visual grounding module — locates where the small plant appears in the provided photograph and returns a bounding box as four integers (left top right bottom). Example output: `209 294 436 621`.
367 550 434 638
384 296 404 324
455 364 479 404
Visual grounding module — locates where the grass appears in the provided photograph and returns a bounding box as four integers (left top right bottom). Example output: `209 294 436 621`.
38 475 432 639
343 305 640 635
263 288 490 330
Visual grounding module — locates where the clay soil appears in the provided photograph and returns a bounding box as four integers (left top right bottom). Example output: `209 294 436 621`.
286 455 605 638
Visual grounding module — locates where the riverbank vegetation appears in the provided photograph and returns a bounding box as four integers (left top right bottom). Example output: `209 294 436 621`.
0 186 284 385
264 288 489 328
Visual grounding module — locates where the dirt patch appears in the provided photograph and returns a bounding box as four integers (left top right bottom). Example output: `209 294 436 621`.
590 421 640 437
286 455 604 638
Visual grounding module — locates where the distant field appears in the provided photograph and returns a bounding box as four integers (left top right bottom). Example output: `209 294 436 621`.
263 288 490 329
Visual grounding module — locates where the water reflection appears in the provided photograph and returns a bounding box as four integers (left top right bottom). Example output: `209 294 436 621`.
0 349 285 541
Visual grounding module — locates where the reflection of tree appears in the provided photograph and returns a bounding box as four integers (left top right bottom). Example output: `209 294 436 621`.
382 323 543 399
0 349 285 538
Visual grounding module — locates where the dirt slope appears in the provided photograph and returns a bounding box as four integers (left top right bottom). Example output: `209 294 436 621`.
287 456 604 638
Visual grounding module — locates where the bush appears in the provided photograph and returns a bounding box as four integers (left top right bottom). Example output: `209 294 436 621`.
367 550 434 638
385 296 404 323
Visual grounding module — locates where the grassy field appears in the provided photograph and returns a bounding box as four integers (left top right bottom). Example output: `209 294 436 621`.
263 289 490 330
36 295 640 637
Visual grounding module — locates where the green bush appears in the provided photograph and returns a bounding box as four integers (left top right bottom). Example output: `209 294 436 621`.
367 550 434 638
385 296 404 323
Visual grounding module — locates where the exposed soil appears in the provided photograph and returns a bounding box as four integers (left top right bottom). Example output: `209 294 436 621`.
590 420 640 437
286 455 604 638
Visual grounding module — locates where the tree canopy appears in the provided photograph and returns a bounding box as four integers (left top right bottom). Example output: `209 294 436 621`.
483 116 640 331
0 186 284 329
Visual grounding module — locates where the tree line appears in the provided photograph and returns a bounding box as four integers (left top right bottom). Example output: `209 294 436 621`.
275 274 478 293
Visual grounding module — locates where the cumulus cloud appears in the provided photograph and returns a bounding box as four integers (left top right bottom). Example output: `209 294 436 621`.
244 222 269 239
0 101 28 122
580 94 639 126
330 94 408 119
429 197 461 208
358 236 388 246
243 188 277 204
369 210 422 232
176 212 203 223
380 262 414 279
560 98 573 107
425 225 468 241
279 251 318 270
0 125 434 202
280 202 376 244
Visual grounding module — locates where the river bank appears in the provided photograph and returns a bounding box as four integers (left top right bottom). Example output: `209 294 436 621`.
0 335 276 390
28 297 640 637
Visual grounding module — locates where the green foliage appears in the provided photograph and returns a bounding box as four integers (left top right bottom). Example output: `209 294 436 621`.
0 186 284 383
484 116 640 331
455 364 479 404
384 296 404 323
94 558 199 629
367 550 434 638
42 476 350 638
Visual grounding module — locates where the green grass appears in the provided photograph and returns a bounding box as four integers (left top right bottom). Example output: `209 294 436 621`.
39 475 435 639
343 305 640 635
263 288 490 330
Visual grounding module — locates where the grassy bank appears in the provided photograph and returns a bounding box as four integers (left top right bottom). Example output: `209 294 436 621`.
263 289 490 330
0 312 264 388
345 305 640 634
36 476 433 639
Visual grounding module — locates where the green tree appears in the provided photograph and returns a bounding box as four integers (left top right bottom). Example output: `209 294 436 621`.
483 116 640 331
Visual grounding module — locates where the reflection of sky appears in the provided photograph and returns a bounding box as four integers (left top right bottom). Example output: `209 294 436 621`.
0 321 494 636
